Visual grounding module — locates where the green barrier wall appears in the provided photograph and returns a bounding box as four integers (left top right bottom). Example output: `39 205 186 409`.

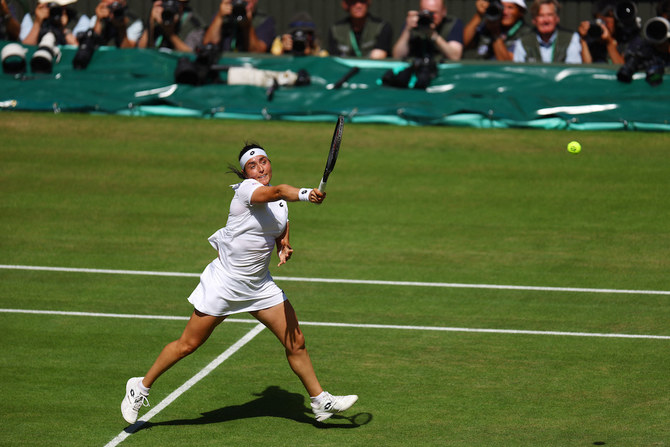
1 42 669 131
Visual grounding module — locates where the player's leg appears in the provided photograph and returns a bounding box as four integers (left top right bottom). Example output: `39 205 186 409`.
251 300 358 422
121 309 225 424
251 300 322 396
144 309 226 387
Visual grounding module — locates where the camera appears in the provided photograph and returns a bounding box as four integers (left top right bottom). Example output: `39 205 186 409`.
1 43 28 75
47 2 64 28
614 0 640 30
584 18 608 62
290 29 311 54
616 17 669 86
232 0 247 23
72 29 99 69
30 32 61 74
587 18 605 40
414 9 434 39
108 1 126 19
161 0 180 27
417 9 434 29
484 0 504 22
643 16 670 44
174 43 223 85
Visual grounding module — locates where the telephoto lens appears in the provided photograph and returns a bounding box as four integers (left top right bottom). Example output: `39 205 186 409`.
30 32 61 74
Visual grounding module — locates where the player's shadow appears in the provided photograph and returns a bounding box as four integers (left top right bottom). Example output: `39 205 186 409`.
141 385 372 430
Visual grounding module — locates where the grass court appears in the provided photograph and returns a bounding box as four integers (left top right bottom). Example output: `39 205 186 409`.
1 112 669 446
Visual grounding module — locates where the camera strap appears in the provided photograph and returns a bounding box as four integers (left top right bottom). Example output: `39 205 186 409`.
505 21 522 39
348 30 362 57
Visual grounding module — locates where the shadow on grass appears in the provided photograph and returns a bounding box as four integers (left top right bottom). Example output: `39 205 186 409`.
138 385 371 431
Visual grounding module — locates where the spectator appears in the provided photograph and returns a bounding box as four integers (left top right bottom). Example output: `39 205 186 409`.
203 0 275 53
88 0 143 47
327 0 392 59
271 11 327 56
578 1 625 64
138 0 205 52
464 0 533 60
392 0 464 61
20 0 86 45
1 0 20 41
513 0 584 63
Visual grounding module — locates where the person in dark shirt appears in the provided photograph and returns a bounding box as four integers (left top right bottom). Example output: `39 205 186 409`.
327 0 392 59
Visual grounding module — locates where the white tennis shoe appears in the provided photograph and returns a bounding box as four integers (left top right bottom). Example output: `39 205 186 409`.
121 377 150 424
311 392 358 422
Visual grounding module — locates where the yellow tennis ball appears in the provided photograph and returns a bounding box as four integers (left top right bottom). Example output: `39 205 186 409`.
567 141 581 154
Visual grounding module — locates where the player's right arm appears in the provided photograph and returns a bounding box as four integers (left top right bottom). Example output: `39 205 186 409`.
251 185 325 204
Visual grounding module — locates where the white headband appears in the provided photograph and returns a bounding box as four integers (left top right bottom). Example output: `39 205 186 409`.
504 0 527 9
239 148 268 170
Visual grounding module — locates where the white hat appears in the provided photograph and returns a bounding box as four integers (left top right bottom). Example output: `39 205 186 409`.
38 0 78 5
503 0 527 9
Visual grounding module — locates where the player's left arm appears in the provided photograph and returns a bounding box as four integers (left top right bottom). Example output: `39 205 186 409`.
276 222 293 266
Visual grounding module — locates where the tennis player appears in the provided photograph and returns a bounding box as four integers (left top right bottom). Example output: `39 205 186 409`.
121 144 358 424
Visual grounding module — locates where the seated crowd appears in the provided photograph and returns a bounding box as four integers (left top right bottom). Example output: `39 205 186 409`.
1 0 669 67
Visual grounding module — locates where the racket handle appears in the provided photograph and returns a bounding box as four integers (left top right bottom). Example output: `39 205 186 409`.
318 179 327 192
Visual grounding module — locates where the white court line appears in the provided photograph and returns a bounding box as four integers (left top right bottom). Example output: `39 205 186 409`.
2 308 669 340
104 323 265 447
1 264 670 296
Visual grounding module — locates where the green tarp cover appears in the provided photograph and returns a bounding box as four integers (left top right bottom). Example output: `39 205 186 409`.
1 42 669 131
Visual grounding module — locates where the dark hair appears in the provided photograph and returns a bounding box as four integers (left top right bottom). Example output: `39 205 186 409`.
227 141 266 180
592 0 615 17
530 0 560 17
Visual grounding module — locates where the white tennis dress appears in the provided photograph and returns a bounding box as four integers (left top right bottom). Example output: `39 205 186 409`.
188 179 289 316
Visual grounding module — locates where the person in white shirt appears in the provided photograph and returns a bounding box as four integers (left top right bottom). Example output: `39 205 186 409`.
120 143 358 425
513 0 584 63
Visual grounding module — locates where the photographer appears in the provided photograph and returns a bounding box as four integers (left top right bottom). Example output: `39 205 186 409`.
327 0 392 59
202 0 275 53
578 0 631 64
137 0 205 53
88 0 143 47
1 0 20 41
463 0 532 60
392 0 464 61
271 11 326 56
20 0 86 46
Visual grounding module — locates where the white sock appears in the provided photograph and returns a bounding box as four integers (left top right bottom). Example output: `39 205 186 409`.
310 391 327 404
138 379 151 395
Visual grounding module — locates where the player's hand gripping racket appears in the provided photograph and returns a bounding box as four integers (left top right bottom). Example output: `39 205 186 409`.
318 115 344 192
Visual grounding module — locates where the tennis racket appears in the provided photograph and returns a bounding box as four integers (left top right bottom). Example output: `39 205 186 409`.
318 115 344 192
